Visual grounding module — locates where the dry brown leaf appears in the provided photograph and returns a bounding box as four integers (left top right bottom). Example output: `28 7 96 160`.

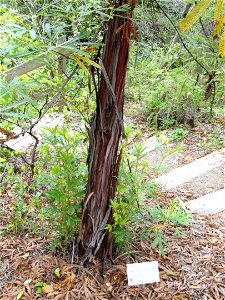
56 271 78 289
172 294 189 300
42 284 54 293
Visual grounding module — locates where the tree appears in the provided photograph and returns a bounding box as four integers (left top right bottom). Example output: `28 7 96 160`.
78 0 137 264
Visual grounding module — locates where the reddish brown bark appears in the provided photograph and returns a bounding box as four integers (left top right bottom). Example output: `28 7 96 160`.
78 2 136 263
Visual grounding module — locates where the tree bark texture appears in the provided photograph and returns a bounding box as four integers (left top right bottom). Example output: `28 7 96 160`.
78 1 137 263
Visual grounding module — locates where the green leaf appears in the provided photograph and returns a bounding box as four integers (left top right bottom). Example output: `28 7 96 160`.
158 242 165 256
1 112 29 118
29 29 36 40
13 28 27 38
0 99 29 112
44 23 51 38
54 268 61 278
34 282 47 287
51 166 61 175
151 237 159 249
105 224 113 231
35 287 42 295
168 146 183 155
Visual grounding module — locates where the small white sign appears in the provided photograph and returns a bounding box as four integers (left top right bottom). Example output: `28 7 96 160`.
127 261 160 286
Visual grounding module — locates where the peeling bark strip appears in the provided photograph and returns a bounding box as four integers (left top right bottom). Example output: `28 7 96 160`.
78 1 137 263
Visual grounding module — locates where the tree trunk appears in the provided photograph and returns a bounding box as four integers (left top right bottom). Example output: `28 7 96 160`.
78 1 137 263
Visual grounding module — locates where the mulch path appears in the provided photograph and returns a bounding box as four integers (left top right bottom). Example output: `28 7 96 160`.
0 211 224 299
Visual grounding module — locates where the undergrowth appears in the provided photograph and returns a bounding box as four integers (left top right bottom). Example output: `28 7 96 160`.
1 125 87 249
1 123 192 256
106 134 192 256
126 44 225 130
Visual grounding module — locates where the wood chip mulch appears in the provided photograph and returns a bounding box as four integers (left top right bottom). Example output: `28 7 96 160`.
0 211 224 300
0 118 224 299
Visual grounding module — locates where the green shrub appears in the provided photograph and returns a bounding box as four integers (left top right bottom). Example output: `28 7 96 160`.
6 125 87 248
35 125 87 248
106 139 192 256
170 127 189 142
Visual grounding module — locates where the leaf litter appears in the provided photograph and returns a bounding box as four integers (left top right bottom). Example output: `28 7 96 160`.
0 210 224 299
0 119 224 299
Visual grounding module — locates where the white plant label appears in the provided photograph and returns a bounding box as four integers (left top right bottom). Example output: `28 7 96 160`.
127 261 160 286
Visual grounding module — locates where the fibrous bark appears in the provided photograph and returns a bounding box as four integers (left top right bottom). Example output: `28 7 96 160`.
78 1 137 263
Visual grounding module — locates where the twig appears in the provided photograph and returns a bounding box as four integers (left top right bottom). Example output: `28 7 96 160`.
154 0 209 74
0 144 14 151
72 264 102 286
199 18 216 54
4 67 78 149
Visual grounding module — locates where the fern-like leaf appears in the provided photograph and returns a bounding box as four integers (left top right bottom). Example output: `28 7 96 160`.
179 0 212 32
72 55 89 75
77 55 100 69
218 28 225 56
70 54 100 75
214 0 224 22
213 11 225 39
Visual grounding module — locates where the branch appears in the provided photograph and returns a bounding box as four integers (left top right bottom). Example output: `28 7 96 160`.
154 0 209 74
199 18 216 54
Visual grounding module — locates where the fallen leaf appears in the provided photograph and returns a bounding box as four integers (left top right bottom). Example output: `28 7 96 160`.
210 237 218 244
24 279 32 285
107 285 113 292
16 290 25 300
42 285 54 293
59 272 77 288
165 270 180 277
20 253 29 259
54 267 61 278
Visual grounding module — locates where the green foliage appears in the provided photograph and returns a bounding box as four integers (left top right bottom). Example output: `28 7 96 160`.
170 127 189 141
35 125 87 247
126 3 225 130
1 160 29 234
0 77 40 120
134 0 184 46
151 133 183 175
0 0 106 250
198 123 225 151
127 44 209 129
0 149 8 173
160 118 176 130
4 125 87 249
108 141 158 252
0 0 103 133
107 139 191 256
140 199 192 255
0 0 106 63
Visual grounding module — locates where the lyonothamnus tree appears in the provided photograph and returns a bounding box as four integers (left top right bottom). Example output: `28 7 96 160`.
78 0 138 263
